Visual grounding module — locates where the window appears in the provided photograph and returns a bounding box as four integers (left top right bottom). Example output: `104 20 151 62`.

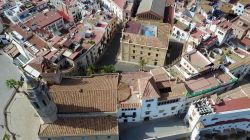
189 116 193 121
42 100 47 106
140 57 142 60
33 102 40 109
141 47 143 49
211 118 218 121
122 113 125 117
156 54 158 57
133 112 136 118
133 50 135 53
159 110 164 113
145 111 150 115
147 104 151 107
140 51 143 54
154 62 157 65
132 56 135 59
148 52 151 56
146 99 154 102
171 106 176 110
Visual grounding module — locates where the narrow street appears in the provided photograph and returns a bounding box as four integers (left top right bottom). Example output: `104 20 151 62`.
119 117 190 140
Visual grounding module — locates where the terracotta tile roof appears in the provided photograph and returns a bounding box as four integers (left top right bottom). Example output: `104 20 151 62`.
166 0 174 6
240 37 250 47
25 10 62 28
138 76 160 99
118 82 131 102
122 20 171 49
217 20 232 31
150 67 170 82
113 0 126 9
213 97 250 113
39 116 118 137
124 21 141 34
49 75 119 113
27 34 48 49
50 90 117 113
120 71 151 91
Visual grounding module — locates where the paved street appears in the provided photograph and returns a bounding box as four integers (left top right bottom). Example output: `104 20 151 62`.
119 117 191 140
0 51 21 139
7 93 40 140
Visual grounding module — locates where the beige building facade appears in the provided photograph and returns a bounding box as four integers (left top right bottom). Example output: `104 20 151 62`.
120 20 171 66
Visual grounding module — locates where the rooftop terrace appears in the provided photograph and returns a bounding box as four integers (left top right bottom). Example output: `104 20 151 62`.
185 69 235 96
183 50 212 70
122 20 171 49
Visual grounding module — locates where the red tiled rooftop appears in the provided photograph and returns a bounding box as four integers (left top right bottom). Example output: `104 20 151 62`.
240 37 250 47
25 10 62 28
213 97 250 113
191 28 206 39
124 21 141 34
185 69 231 92
166 0 174 6
218 20 232 30
113 0 126 9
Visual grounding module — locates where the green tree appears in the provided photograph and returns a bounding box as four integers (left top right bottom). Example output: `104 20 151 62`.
5 79 23 91
86 65 96 76
3 133 10 140
100 65 115 73
138 59 147 71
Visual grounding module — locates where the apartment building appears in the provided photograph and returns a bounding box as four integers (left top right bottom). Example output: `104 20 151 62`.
3 1 47 24
24 10 64 33
8 24 48 60
231 7 250 39
50 0 82 22
117 64 238 122
178 49 212 79
185 91 250 140
120 20 171 66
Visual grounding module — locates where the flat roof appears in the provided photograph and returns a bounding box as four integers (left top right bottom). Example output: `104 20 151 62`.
124 21 141 34
122 20 171 49
185 69 232 92
213 97 250 113
183 50 211 70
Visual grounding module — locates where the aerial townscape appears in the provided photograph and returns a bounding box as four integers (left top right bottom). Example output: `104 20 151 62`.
0 0 250 140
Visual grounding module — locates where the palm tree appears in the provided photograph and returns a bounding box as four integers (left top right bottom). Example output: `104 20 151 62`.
4 78 24 140
138 59 147 71
86 65 96 76
100 65 115 73
5 79 22 91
